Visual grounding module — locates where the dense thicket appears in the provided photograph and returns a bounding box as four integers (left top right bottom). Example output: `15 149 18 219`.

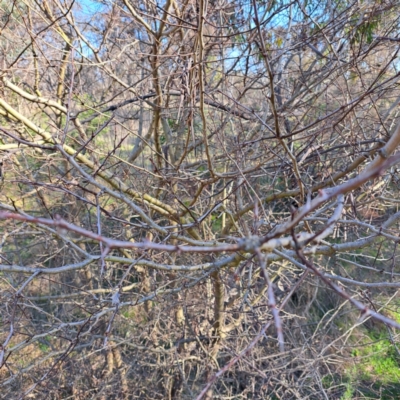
1 0 400 398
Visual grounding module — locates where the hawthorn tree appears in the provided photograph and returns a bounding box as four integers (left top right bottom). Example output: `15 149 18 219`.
1 0 400 398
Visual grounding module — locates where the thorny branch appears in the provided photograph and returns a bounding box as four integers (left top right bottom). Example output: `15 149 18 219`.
1 0 400 398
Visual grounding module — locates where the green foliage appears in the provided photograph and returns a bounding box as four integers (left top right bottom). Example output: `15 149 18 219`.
211 212 223 232
319 299 400 399
340 381 354 400
342 326 400 398
351 16 381 45
122 308 136 319
167 118 177 130
38 337 51 352
355 20 380 44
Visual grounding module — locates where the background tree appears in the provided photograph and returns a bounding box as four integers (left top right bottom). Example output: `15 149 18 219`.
1 0 400 398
